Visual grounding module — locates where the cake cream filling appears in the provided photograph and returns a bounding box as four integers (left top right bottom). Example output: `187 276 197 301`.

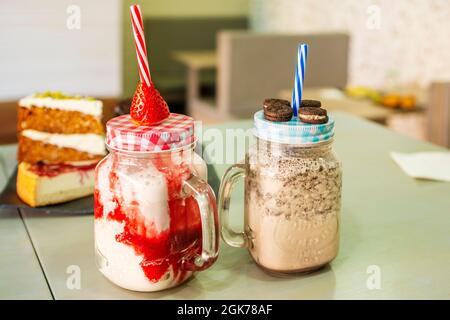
300 114 326 120
22 129 106 155
64 160 101 166
19 96 103 117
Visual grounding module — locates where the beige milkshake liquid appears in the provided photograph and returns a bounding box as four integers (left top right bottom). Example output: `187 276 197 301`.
245 140 341 273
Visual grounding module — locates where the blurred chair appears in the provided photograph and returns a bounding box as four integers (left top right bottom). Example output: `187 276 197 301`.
427 82 450 147
189 31 349 122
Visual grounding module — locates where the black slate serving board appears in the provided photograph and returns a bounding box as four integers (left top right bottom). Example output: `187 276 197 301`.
0 167 93 215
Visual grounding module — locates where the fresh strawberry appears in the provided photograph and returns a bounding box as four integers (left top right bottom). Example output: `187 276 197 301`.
130 82 170 125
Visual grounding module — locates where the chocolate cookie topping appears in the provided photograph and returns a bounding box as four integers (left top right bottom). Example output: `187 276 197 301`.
300 99 321 108
263 99 293 122
298 106 328 124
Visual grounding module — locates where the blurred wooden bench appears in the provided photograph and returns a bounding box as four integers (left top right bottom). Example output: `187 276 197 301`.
0 101 17 144
428 82 450 147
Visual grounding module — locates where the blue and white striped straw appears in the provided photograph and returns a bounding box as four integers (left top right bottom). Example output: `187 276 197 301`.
292 43 309 117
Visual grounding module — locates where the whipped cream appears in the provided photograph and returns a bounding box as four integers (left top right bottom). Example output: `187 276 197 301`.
19 96 103 117
22 129 106 155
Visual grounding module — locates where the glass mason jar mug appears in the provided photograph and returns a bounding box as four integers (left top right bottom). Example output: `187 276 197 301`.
94 114 219 292
219 111 342 274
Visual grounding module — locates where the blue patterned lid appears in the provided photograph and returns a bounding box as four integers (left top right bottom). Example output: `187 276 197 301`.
253 110 334 145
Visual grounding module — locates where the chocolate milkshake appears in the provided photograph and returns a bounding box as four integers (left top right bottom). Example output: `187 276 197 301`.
245 138 341 273
219 100 342 274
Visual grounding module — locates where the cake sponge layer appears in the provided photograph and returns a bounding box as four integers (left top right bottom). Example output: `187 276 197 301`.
17 106 104 135
18 135 104 164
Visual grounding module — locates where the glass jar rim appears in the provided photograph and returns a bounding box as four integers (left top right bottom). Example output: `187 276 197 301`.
106 140 197 156
254 132 334 148
253 111 335 145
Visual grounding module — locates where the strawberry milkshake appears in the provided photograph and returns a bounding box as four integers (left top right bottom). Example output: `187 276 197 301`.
94 137 212 291
94 4 218 292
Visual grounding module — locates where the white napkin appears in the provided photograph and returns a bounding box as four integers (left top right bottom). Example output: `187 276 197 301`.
390 152 450 182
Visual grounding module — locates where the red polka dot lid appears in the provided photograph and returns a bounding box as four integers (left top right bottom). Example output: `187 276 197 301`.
106 113 195 152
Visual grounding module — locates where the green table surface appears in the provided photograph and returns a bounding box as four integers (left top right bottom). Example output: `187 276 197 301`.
1 112 450 299
0 144 52 299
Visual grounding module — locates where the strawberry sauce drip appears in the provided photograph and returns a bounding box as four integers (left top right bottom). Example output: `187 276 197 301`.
93 189 103 219
94 155 202 284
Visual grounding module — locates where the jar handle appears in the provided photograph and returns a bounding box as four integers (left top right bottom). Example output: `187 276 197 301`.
182 174 219 271
218 163 248 248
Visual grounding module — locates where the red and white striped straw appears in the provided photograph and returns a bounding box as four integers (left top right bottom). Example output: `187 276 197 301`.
130 4 151 87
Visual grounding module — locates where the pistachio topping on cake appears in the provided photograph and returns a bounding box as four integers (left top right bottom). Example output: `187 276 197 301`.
33 91 96 101
19 91 103 117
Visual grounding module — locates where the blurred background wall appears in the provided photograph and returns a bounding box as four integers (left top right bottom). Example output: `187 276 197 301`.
0 0 122 100
2 0 448 100
251 0 450 90
0 0 449 145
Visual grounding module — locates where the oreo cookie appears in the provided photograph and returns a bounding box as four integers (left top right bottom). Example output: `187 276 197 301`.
298 107 328 124
263 98 293 122
300 99 321 108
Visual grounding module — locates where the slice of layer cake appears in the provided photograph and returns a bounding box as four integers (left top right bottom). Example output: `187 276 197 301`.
16 92 107 207
17 161 98 207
